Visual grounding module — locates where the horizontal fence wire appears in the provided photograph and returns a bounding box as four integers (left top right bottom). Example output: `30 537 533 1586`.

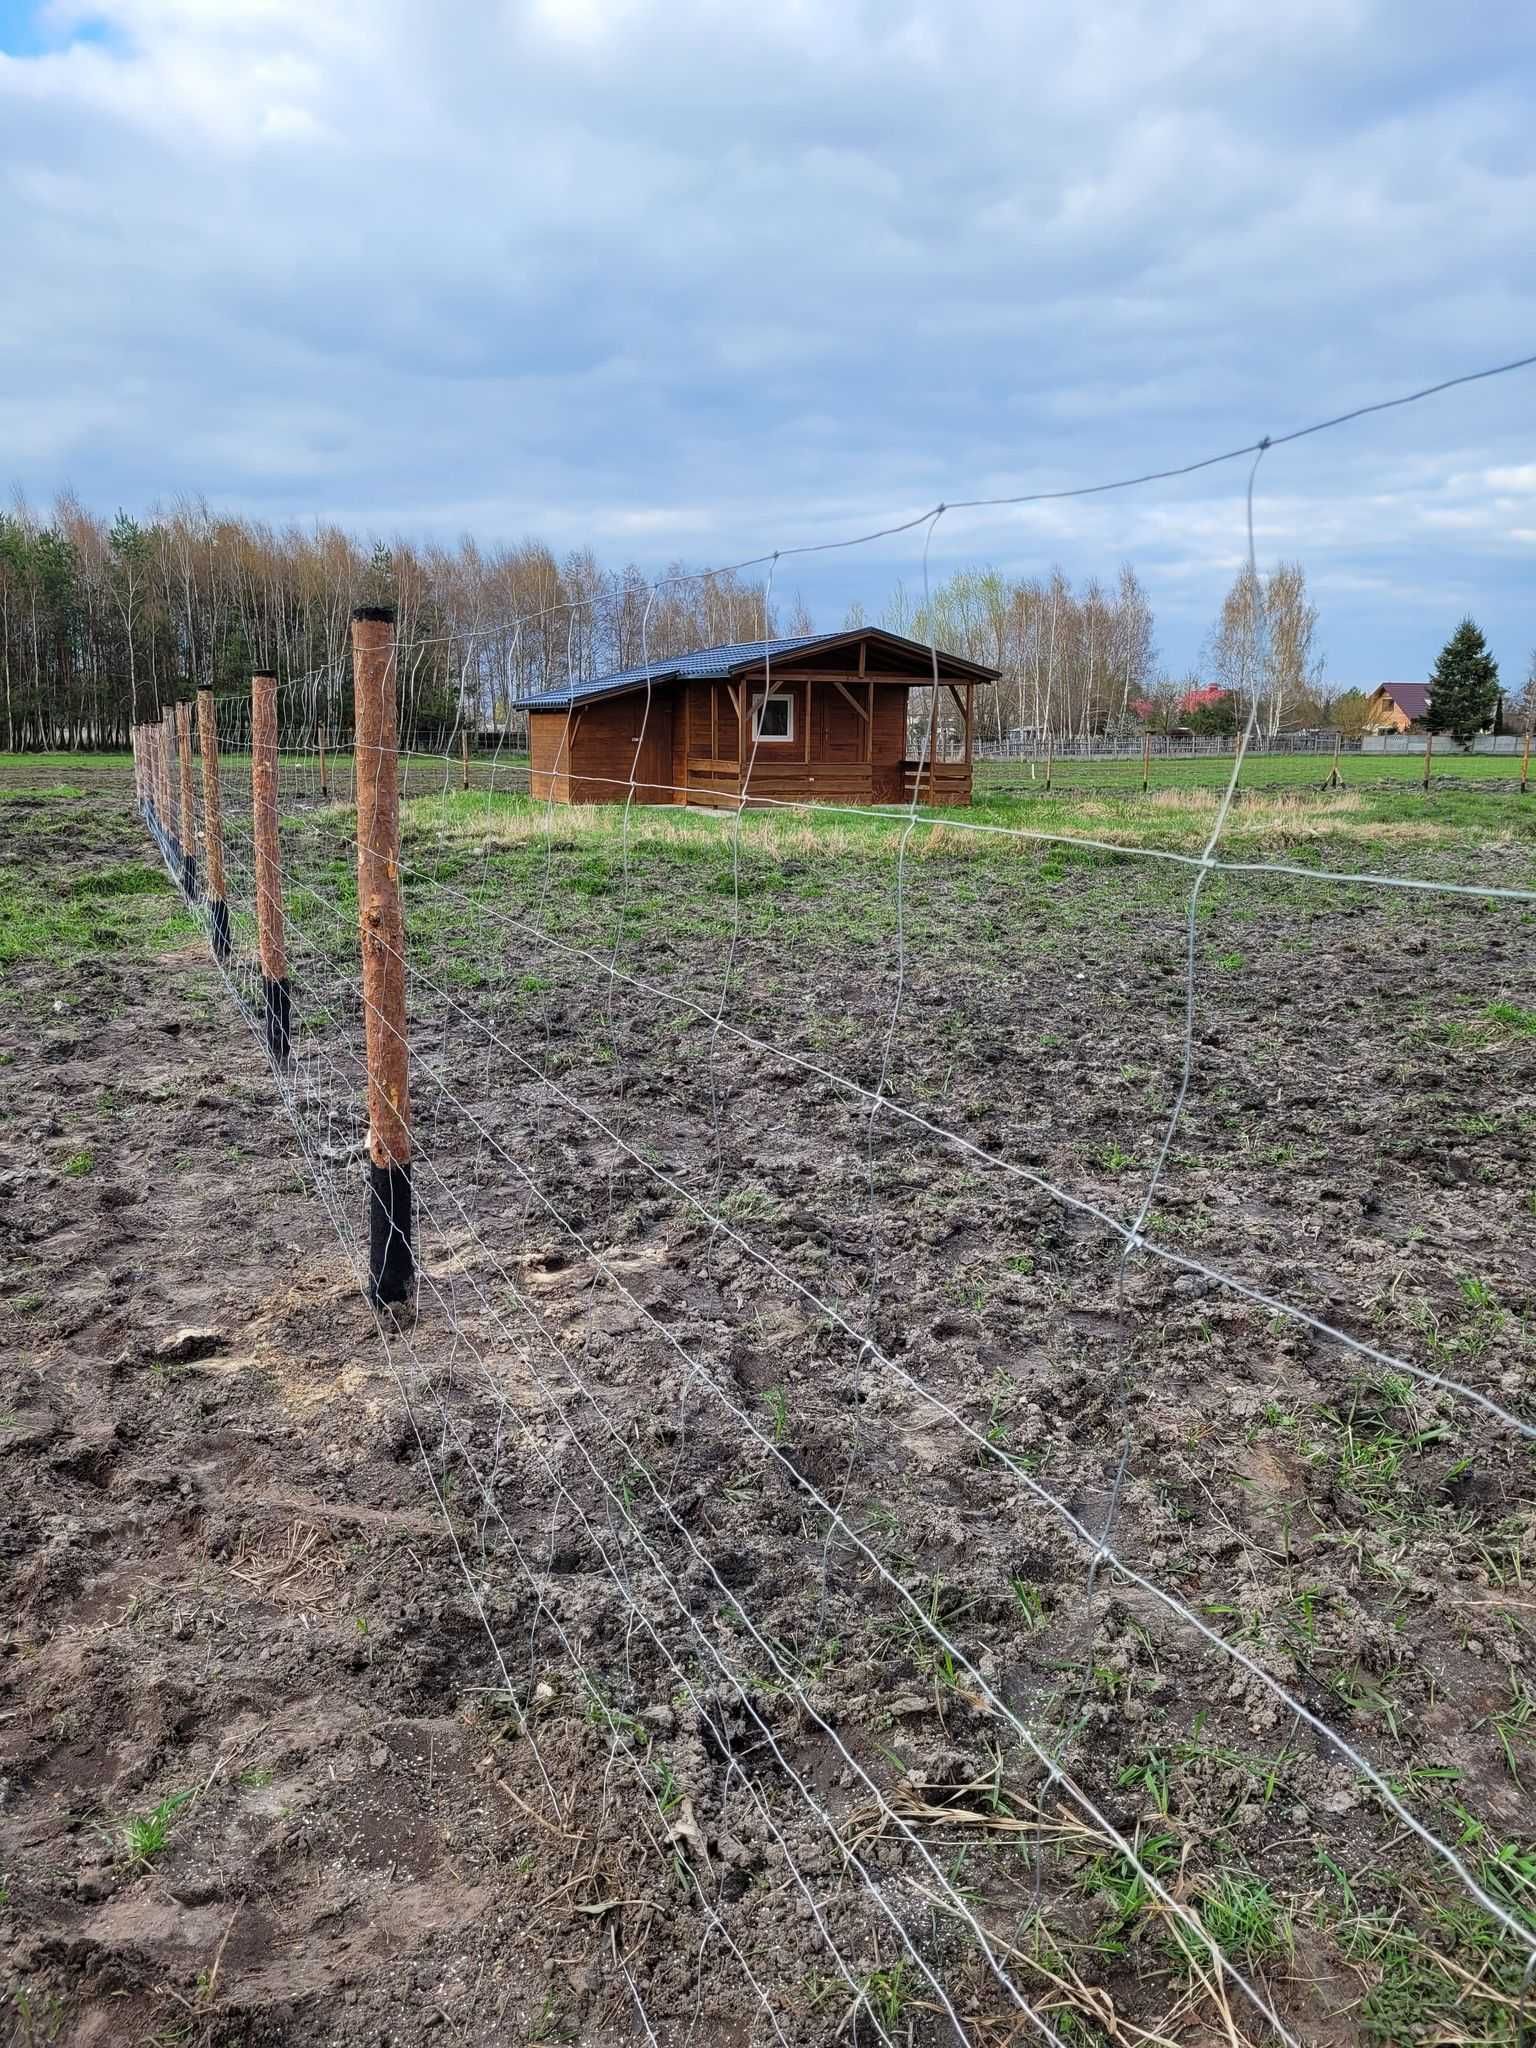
127 351 1536 2045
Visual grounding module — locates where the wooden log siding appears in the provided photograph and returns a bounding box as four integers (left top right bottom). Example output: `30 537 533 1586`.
525 637 987 810
530 694 672 804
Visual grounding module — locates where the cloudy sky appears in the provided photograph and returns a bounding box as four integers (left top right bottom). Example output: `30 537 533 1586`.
2 0 1534 679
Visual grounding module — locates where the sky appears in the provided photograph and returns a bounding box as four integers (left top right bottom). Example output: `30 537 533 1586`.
2 0 1534 684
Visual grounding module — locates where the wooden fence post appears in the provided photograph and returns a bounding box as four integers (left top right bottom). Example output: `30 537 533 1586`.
318 720 329 801
352 604 414 1309
175 700 198 897
1329 732 1342 789
160 710 178 864
251 672 291 1062
1141 733 1151 793
1522 727 1531 795
196 688 231 963
1422 731 1434 791
461 723 471 792
1044 729 1054 794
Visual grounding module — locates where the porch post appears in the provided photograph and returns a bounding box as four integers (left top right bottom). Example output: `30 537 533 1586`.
738 670 749 810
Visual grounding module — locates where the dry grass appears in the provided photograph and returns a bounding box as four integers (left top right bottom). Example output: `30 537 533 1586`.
227 1519 334 1603
365 776 1533 875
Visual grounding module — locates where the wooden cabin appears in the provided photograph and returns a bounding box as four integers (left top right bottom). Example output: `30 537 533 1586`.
519 631 999 809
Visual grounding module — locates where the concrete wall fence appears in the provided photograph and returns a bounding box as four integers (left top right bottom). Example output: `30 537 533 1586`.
1361 733 1525 755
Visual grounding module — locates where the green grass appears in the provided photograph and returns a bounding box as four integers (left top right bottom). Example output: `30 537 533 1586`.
0 752 130 772
0 771 195 967
0 862 194 969
0 782 86 803
118 1788 192 1863
974 745 1530 797
1189 1871 1293 1965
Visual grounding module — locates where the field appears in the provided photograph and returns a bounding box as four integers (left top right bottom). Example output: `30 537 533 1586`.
4 752 1536 2046
972 745 1532 800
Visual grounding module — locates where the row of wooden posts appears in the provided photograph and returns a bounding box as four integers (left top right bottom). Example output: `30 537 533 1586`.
130 605 415 1310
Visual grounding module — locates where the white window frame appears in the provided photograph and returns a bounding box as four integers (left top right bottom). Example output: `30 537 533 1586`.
752 690 795 743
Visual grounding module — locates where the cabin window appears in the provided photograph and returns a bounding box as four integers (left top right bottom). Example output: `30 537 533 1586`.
753 692 794 742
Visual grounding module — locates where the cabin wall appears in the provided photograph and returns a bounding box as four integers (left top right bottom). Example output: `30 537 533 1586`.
729 679 917 807
528 713 571 802
530 696 677 805
533 663 975 809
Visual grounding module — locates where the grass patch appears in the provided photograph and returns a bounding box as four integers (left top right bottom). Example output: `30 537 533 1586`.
0 782 86 803
67 862 168 901
0 860 192 968
117 1788 192 1864
395 778 1536 877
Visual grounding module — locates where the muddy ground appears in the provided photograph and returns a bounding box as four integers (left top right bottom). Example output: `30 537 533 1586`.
4 763 1536 2046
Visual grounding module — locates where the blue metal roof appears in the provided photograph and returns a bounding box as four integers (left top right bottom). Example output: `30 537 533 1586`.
512 635 835 712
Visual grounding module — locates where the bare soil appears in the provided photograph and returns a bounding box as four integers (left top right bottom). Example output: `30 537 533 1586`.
4 767 1536 2046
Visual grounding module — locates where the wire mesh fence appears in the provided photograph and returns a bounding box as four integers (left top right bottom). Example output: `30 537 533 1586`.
122 359 1536 2045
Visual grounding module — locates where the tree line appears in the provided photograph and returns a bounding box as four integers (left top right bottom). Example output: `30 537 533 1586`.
0 497 788 751
884 557 1330 745
3 492 1528 753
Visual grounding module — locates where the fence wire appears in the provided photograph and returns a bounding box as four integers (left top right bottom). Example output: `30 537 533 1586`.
129 354 1536 2046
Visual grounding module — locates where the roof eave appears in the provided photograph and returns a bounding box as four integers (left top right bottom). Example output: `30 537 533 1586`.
517 670 684 713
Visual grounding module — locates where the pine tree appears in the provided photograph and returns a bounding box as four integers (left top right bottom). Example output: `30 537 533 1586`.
1426 618 1500 745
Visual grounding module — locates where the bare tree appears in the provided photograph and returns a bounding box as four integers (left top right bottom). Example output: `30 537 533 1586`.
1205 561 1323 736
1262 561 1323 736
1514 648 1536 733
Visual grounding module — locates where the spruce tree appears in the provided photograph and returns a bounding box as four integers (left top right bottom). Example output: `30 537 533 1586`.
1426 618 1500 745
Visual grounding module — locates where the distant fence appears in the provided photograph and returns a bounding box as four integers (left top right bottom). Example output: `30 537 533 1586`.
1363 732 1525 754
972 729 1349 763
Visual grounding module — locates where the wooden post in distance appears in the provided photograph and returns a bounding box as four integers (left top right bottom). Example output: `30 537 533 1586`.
175 699 198 897
251 673 291 1061
160 710 178 864
196 688 231 963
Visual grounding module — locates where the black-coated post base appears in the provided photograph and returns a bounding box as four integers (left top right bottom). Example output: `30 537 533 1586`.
180 851 197 899
262 976 292 1063
209 897 231 964
367 1159 415 1307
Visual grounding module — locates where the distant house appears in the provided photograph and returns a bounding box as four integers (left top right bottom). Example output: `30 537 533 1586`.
1364 682 1431 732
513 630 999 809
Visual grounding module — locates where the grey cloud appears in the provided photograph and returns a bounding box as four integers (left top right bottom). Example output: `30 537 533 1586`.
0 0 1533 674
